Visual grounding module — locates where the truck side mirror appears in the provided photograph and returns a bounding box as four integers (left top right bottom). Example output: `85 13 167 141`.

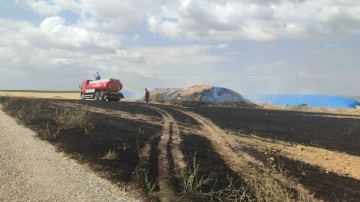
79 85 81 89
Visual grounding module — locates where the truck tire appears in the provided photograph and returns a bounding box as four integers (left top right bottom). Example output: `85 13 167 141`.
99 92 105 101
81 93 85 100
95 92 100 101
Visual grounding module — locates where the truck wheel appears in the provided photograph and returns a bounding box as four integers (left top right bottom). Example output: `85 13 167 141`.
99 92 105 101
81 94 85 100
95 92 100 101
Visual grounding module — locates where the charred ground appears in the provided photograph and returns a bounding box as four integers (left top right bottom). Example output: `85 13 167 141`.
1 97 360 201
180 105 360 156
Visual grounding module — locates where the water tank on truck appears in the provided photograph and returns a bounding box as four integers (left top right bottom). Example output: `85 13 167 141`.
79 78 125 102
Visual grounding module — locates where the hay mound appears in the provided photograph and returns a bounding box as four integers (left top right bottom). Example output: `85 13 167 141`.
150 85 254 104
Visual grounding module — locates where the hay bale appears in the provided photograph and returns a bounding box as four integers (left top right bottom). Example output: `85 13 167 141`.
150 85 254 105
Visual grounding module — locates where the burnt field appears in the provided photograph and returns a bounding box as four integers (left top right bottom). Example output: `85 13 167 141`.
180 105 360 156
1 97 360 202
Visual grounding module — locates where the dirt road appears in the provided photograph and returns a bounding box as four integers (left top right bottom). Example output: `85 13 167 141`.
0 109 141 202
146 106 186 202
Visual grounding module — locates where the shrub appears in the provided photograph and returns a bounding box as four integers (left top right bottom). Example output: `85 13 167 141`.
55 105 93 131
176 156 254 202
38 122 63 140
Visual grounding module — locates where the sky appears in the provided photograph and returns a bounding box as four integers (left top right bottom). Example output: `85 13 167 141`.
0 0 359 97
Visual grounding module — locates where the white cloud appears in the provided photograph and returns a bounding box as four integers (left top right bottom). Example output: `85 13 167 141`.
227 51 238 56
249 60 289 71
91 45 229 68
132 34 140 41
273 60 288 67
14 0 62 15
114 49 145 64
78 0 161 31
312 49 321 54
298 71 334 80
0 17 127 75
130 45 228 66
0 16 228 91
10 0 360 42
51 0 82 14
146 0 360 41
216 44 228 49
32 0 61 15
2 0 360 95
38 16 124 50
325 44 333 48
148 17 182 39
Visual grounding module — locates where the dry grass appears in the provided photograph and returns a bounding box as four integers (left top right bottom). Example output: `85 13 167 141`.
38 122 63 140
101 149 118 160
260 102 360 115
175 154 314 202
247 153 313 202
178 85 213 99
0 91 80 99
1 96 43 124
150 85 213 102
176 156 254 202
1 91 136 102
54 105 93 131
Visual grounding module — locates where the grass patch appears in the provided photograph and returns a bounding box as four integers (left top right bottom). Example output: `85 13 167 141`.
260 103 360 115
1 96 43 124
101 149 118 160
245 150 313 202
38 122 63 140
176 156 254 202
54 105 93 131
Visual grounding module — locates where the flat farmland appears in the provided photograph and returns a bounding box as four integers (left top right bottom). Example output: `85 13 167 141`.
0 91 80 99
1 95 360 202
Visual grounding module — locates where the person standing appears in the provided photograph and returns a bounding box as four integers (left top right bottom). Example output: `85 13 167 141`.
144 88 150 105
95 72 101 80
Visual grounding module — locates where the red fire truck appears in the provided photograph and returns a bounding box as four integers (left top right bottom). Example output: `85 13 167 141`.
79 78 124 101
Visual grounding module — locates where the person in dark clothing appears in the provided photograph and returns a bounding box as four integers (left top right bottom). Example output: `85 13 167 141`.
144 88 150 105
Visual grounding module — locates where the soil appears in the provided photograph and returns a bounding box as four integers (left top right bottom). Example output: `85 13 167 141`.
184 105 360 156
1 97 360 202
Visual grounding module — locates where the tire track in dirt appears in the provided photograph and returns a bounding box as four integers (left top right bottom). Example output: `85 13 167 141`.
178 109 262 171
232 134 360 180
133 133 160 198
146 106 186 202
175 109 316 200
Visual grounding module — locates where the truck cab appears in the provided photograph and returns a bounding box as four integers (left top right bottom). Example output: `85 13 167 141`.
80 80 90 94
